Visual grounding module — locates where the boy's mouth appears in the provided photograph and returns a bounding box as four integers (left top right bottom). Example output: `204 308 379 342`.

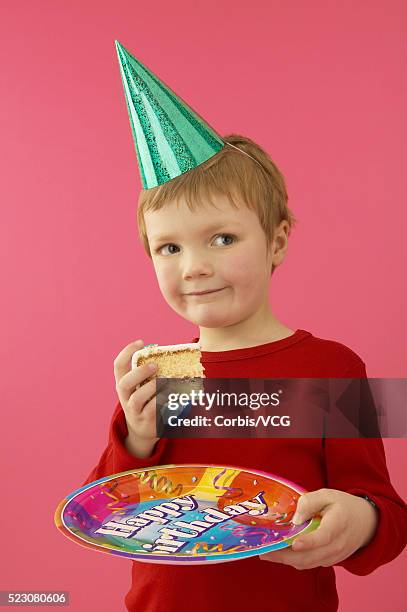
186 287 226 296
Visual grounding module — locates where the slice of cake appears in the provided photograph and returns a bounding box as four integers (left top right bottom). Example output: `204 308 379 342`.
131 342 205 377
131 343 205 422
131 342 205 383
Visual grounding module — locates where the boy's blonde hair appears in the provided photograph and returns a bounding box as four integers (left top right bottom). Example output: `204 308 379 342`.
137 134 297 275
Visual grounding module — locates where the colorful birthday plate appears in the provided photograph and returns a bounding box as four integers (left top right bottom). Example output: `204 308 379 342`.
54 464 320 564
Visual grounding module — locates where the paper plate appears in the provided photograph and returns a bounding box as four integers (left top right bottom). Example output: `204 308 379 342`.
54 464 320 564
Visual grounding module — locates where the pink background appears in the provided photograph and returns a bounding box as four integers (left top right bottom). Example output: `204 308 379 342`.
1 0 406 609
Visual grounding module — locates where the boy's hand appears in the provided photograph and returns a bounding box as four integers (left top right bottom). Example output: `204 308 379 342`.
114 339 165 443
259 488 379 570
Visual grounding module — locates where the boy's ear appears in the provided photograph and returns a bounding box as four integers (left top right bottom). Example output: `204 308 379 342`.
271 221 290 268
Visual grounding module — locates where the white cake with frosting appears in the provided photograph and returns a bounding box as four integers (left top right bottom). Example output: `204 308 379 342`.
131 342 205 384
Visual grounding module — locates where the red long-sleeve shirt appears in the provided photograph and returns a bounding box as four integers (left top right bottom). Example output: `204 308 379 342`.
83 329 407 611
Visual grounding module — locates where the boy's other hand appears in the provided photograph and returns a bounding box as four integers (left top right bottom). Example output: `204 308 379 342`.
114 339 166 447
259 488 379 570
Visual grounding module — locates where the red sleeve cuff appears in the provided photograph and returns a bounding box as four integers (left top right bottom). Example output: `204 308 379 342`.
335 488 407 575
109 402 169 474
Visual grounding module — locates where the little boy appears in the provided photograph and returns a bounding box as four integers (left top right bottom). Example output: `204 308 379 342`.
83 43 407 611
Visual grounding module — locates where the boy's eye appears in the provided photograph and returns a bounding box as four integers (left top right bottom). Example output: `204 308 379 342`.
156 234 236 256
213 233 235 246
158 243 180 255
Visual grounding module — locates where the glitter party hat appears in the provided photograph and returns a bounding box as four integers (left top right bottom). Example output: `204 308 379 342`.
115 40 225 189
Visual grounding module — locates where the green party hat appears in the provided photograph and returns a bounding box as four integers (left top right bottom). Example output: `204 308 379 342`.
115 40 225 189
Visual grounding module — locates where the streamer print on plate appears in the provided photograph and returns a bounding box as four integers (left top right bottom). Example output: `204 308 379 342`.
54 464 321 564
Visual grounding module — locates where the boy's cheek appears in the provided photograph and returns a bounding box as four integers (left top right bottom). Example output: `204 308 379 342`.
230 262 267 291
155 268 176 292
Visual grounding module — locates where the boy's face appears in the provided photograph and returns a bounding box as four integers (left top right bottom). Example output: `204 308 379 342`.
144 193 279 330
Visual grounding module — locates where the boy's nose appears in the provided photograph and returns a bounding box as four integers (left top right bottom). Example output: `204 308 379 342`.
182 258 214 280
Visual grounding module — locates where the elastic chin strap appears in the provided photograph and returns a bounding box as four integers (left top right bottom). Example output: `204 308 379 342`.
224 141 264 169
